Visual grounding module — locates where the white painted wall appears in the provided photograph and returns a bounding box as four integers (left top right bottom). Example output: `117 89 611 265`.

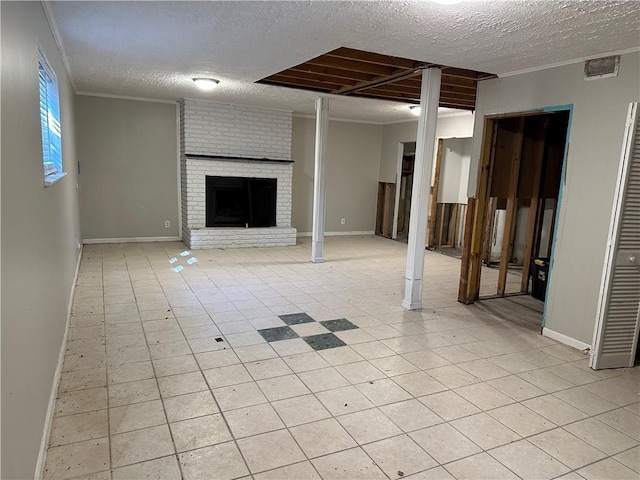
1 2 82 478
490 210 506 261
291 116 383 233
470 51 640 345
458 139 472 205
510 206 529 264
438 138 472 204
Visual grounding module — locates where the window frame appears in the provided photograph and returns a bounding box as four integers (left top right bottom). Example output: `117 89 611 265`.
38 47 66 187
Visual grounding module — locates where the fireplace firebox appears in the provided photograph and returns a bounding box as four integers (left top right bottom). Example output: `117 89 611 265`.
205 176 277 228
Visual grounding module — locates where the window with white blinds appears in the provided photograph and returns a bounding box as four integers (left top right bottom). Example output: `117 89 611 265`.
38 50 65 186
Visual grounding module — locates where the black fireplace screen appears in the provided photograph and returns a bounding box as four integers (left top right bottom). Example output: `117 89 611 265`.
205 176 277 228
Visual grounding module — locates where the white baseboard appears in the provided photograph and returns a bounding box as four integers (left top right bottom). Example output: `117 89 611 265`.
542 327 591 352
296 231 375 238
83 236 181 244
35 245 83 479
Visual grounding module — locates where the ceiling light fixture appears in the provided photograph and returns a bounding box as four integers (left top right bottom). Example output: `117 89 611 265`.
431 0 463 5
193 78 220 91
409 105 421 116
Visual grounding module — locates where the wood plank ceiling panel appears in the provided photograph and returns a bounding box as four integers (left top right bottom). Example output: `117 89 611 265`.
258 47 495 110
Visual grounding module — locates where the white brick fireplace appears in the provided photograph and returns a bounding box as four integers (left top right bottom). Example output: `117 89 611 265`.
180 99 296 249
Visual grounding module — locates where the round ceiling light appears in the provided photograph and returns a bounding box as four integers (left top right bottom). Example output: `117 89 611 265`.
431 0 463 4
193 78 220 91
409 105 421 116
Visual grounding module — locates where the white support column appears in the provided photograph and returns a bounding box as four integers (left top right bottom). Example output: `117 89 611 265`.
311 97 329 263
402 67 442 310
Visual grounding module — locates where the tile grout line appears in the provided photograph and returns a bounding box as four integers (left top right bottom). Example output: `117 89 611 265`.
51 240 640 480
58 337 639 442
202 261 335 479
101 245 116 478
157 243 255 480
197 290 407 478
52 339 640 438
135 243 188 479
104 247 133 473
164 243 374 479
50 358 635 474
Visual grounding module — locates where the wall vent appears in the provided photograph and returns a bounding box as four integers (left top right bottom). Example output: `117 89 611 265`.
584 55 620 81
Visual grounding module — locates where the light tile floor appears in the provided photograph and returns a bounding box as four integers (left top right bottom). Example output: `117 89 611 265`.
44 236 640 480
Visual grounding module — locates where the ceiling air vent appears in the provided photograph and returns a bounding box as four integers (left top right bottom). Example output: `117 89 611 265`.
584 55 620 81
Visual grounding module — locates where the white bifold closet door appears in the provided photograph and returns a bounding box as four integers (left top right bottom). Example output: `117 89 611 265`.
591 102 640 370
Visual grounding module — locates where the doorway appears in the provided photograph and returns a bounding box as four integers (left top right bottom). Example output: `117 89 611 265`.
459 109 571 331
394 142 416 243
386 138 472 248
426 137 473 259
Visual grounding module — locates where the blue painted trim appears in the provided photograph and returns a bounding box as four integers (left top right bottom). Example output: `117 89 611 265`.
540 104 574 328
543 104 574 113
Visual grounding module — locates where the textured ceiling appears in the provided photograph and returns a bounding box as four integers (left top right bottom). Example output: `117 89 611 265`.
48 1 639 123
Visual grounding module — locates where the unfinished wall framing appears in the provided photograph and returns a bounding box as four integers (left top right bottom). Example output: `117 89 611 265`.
427 137 472 249
375 182 396 238
459 110 570 305
394 142 416 240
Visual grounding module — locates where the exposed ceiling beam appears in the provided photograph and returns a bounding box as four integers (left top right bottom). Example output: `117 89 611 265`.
262 76 334 91
306 56 396 76
359 88 418 101
352 91 420 103
438 84 477 97
326 47 425 70
333 68 423 95
394 80 477 98
403 75 478 90
259 47 493 110
439 95 476 106
362 83 422 96
440 102 475 111
442 83 477 93
289 64 376 83
356 87 475 107
269 70 356 88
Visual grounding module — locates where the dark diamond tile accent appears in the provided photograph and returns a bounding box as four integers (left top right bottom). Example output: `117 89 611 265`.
279 313 315 325
320 318 358 332
303 333 347 351
258 326 299 342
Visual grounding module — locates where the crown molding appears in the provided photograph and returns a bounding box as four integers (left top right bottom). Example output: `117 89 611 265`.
41 1 76 91
498 46 640 79
76 91 178 104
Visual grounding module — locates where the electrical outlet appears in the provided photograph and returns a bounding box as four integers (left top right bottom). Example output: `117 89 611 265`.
340 218 346 225
164 221 171 228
